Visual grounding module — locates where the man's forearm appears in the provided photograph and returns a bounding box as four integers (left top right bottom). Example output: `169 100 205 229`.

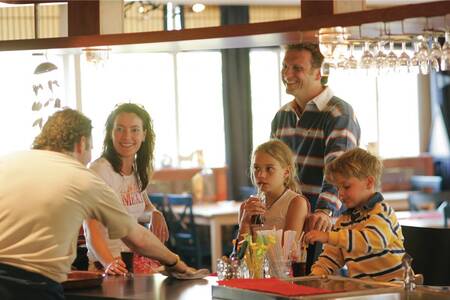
121 223 177 266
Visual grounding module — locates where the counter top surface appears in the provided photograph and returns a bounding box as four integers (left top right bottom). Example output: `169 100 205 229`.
65 273 450 300
65 273 217 300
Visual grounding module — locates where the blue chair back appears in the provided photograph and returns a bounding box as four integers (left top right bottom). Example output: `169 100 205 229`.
239 185 256 201
148 192 166 212
166 194 209 268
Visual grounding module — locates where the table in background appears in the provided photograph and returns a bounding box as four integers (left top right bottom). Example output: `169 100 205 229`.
397 210 448 228
173 200 241 272
65 273 217 300
383 191 411 211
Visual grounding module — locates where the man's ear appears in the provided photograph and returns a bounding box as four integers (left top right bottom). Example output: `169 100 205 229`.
314 68 322 81
75 136 86 154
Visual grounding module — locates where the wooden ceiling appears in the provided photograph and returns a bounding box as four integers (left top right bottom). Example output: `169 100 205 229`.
0 0 450 53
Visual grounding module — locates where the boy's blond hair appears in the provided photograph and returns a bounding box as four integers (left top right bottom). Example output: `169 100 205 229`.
250 139 301 193
325 148 383 187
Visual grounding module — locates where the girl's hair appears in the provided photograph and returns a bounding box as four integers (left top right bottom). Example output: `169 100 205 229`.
102 103 155 192
250 139 300 193
325 148 383 187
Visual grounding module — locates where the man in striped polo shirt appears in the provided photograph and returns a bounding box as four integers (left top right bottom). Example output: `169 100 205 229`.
271 43 361 271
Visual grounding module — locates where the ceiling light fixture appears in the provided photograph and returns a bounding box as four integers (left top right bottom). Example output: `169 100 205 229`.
192 3 205 13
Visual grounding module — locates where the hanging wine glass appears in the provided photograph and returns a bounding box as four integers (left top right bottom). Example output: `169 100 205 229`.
410 40 421 74
346 43 358 70
416 36 430 75
441 31 450 71
319 42 335 76
335 43 348 71
360 41 374 70
321 57 335 76
397 40 410 73
429 35 442 72
374 40 387 73
386 40 398 72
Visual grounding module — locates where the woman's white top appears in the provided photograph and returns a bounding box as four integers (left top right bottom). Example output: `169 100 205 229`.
84 157 150 262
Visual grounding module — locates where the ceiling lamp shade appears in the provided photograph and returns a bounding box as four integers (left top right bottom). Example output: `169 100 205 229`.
33 62 57 74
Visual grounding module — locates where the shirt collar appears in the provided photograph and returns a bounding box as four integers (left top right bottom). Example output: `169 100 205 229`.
343 192 384 216
306 86 334 111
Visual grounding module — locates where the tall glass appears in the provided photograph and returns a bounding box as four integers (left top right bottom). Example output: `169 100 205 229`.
250 191 266 225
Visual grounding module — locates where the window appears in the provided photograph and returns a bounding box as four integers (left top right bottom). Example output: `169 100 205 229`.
80 51 225 168
176 51 225 167
377 73 420 157
80 52 177 163
327 71 378 152
250 48 421 158
0 53 66 156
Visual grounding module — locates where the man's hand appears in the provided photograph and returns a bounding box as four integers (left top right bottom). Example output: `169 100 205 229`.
304 230 329 244
151 210 169 242
104 257 128 276
164 259 210 280
306 211 332 232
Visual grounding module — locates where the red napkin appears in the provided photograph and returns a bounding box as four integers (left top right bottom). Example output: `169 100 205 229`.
218 278 336 297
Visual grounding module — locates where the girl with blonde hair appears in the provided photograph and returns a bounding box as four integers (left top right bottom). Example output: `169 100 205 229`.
238 139 309 239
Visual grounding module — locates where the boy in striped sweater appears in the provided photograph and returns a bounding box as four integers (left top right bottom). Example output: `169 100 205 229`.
304 148 405 282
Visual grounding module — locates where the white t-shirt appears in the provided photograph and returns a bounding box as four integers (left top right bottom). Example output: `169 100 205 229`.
85 157 151 262
0 150 135 282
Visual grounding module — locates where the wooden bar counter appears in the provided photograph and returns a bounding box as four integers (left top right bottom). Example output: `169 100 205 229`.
65 274 217 300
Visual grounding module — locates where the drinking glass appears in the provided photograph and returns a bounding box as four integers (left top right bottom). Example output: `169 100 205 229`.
416 38 430 74
429 35 442 72
250 191 266 225
441 31 450 71
334 43 348 71
386 40 398 72
345 43 358 70
320 58 335 76
410 40 421 74
374 40 387 73
360 41 374 70
319 42 335 76
120 251 134 274
397 40 410 73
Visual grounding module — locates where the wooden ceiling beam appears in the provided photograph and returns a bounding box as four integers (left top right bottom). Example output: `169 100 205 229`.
0 0 450 53
301 0 333 18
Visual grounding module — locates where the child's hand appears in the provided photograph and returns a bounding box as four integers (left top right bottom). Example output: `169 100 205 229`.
240 196 266 222
304 230 329 244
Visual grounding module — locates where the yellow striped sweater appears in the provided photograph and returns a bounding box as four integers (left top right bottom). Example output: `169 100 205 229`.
311 192 405 282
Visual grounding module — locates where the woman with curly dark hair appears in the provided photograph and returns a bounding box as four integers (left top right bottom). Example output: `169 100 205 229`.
84 103 168 275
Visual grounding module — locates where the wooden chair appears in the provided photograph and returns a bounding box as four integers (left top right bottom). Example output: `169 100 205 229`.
165 194 210 269
402 225 450 285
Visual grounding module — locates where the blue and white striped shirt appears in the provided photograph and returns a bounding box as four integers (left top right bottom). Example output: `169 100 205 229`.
271 87 361 213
